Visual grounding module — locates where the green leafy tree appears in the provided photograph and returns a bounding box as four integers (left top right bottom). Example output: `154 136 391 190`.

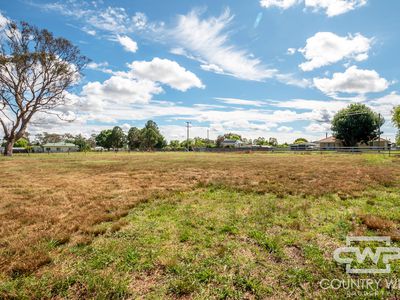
294 138 308 144
225 133 242 141
269 137 278 147
140 120 165 150
141 127 160 150
180 139 194 150
14 138 29 148
254 137 266 146
127 127 141 150
392 106 400 145
73 134 91 152
95 129 112 150
169 140 182 150
109 126 126 150
332 104 384 146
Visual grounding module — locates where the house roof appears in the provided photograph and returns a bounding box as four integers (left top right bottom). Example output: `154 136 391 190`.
317 136 338 143
222 139 242 144
290 142 317 146
42 142 77 147
370 137 390 142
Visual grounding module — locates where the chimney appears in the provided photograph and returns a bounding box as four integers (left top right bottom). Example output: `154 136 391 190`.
326 132 328 138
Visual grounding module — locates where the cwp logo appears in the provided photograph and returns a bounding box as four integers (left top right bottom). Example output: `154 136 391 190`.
333 236 400 274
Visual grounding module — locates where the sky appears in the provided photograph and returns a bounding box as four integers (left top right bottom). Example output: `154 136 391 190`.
1 0 400 143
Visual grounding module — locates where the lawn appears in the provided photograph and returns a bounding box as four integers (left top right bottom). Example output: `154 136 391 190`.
0 152 400 299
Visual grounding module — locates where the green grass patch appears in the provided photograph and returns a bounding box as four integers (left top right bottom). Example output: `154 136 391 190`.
2 185 400 298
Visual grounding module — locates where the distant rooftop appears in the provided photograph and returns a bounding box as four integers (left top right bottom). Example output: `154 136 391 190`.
222 139 242 144
317 136 338 143
42 142 77 147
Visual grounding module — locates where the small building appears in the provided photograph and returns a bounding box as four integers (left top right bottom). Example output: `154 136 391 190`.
317 136 390 150
290 142 317 151
368 138 390 149
93 146 105 152
221 139 243 148
42 142 78 153
317 136 343 150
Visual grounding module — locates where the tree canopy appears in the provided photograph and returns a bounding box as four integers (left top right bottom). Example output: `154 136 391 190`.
392 106 400 144
109 126 126 150
294 138 308 144
140 120 165 150
95 129 113 150
331 104 384 146
14 138 29 148
127 127 141 150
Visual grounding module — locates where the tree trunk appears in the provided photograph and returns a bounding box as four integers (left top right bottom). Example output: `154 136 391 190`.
4 140 14 156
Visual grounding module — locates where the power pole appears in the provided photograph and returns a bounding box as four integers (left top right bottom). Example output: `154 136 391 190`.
207 128 209 140
378 113 382 151
186 122 191 150
378 113 381 143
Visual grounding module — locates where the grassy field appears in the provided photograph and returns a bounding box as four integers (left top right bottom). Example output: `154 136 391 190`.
0 152 400 299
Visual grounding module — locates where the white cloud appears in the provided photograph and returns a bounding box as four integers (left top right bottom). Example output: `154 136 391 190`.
116 35 138 53
128 58 204 92
370 92 400 106
200 64 225 74
260 0 300 9
277 126 293 132
83 28 96 36
171 9 277 81
305 0 367 17
87 61 113 74
81 76 163 112
287 48 296 55
0 12 10 30
40 3 159 35
215 97 267 107
132 12 148 30
86 7 131 33
275 73 312 88
260 0 367 17
273 99 348 111
75 57 204 115
299 32 372 71
304 122 331 132
368 92 400 121
314 66 389 97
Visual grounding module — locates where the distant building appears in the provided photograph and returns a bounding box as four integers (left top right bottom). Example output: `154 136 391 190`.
317 136 343 150
368 138 390 149
316 136 390 149
220 139 243 148
42 142 78 153
289 142 317 151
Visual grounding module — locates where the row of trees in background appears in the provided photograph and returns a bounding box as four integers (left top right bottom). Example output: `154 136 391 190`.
3 104 400 153
96 121 166 151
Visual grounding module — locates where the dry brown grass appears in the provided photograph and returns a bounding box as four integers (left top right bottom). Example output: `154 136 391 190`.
0 152 399 278
360 214 395 231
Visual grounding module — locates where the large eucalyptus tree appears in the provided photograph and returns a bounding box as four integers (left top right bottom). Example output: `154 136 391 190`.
0 20 88 155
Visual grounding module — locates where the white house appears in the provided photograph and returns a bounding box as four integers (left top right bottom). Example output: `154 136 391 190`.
220 139 243 148
42 142 79 153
